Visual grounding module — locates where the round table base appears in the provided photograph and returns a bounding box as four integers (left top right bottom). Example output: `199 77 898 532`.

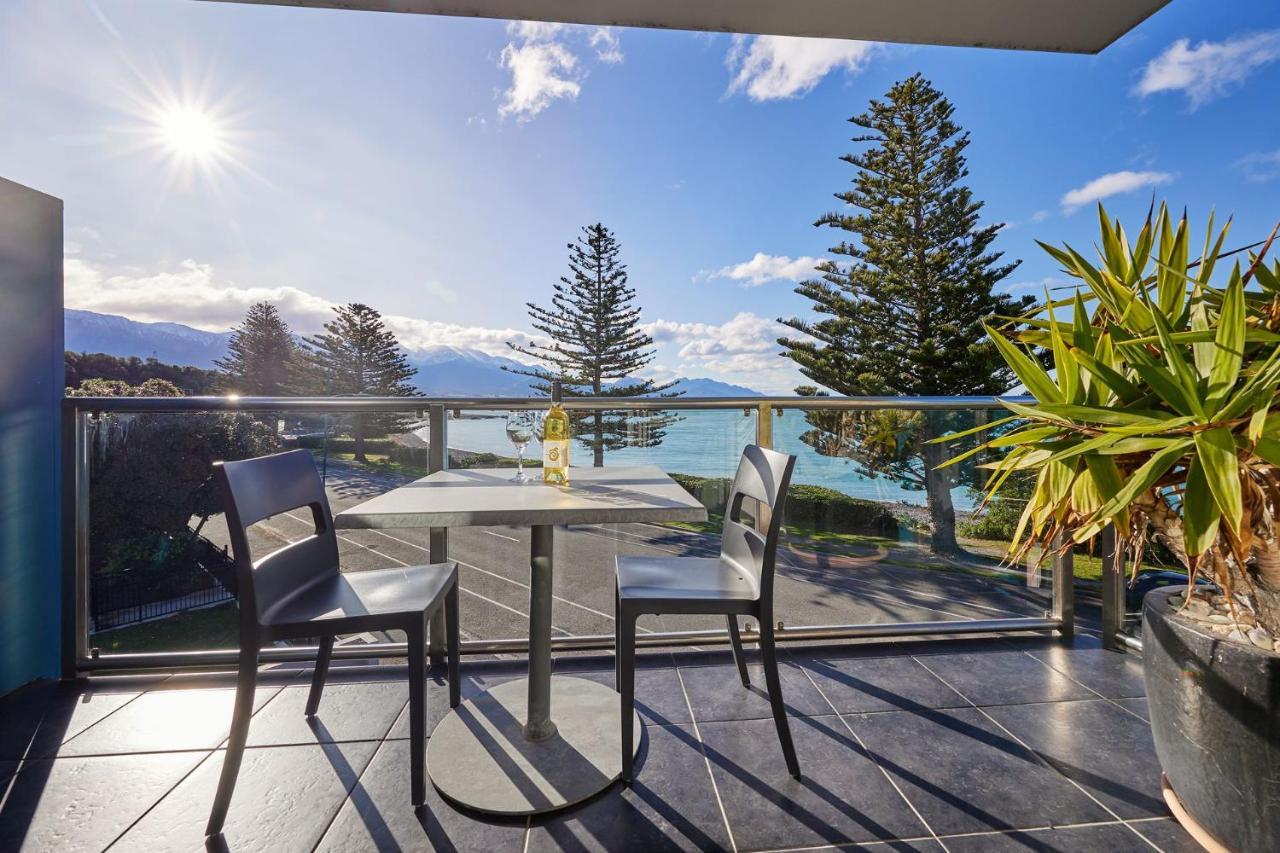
426 675 642 816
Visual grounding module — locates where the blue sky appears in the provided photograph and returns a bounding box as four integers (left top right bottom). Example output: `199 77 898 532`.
2 0 1279 392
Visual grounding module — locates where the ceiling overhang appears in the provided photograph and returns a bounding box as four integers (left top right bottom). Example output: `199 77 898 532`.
198 0 1171 54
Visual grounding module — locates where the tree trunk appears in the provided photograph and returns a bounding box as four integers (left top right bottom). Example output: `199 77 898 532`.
354 415 366 463
592 410 604 467
921 438 960 555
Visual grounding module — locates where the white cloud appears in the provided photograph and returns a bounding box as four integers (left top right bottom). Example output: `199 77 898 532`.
1031 209 1051 223
497 22 623 122
706 252 823 287
726 35 881 101
498 40 580 121
1060 170 1173 213
63 255 543 358
645 312 805 393
1238 149 1280 183
1135 31 1280 108
590 27 623 64
65 257 336 331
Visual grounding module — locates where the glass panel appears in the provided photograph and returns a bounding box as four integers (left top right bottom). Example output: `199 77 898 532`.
82 401 1071 660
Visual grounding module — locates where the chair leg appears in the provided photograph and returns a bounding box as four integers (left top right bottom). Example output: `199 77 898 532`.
759 622 801 779
619 609 636 785
445 581 461 708
726 615 750 687
408 616 427 806
206 645 258 836
305 636 334 717
613 583 622 692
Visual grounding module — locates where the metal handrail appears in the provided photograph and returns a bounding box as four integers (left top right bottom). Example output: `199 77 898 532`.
62 394 1036 414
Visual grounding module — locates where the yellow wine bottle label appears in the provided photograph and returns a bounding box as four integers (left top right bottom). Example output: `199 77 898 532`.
543 403 570 484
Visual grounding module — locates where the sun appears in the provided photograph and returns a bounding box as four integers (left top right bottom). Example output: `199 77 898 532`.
155 105 225 162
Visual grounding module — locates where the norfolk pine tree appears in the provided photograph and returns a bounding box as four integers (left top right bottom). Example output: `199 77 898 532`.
507 223 678 466
304 303 418 462
215 302 307 396
779 74 1031 554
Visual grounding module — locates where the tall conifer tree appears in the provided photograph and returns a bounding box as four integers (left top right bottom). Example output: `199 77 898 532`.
305 303 418 462
779 74 1031 554
215 302 306 395
507 223 678 466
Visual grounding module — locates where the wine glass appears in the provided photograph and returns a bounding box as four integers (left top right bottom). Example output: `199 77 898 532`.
505 411 536 483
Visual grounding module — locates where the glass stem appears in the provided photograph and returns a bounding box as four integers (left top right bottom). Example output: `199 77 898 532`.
517 447 524 478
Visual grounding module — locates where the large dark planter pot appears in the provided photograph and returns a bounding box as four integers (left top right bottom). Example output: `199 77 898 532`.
1143 587 1280 852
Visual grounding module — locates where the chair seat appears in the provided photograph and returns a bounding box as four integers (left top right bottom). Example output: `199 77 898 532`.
616 555 760 602
263 562 459 628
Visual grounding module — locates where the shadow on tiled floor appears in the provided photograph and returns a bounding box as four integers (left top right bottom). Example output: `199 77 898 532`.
0 636 1199 852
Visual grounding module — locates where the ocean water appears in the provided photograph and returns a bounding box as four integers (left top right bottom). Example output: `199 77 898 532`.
423 409 981 511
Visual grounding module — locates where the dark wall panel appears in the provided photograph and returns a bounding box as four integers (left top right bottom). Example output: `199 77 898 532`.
0 178 63 695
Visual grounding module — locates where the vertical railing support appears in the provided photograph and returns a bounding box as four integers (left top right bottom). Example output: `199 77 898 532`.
427 403 448 666
1100 524 1125 650
60 407 91 678
754 402 773 534
1051 531 1074 640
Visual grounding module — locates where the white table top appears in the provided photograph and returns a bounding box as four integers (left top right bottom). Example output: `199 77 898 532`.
333 465 708 529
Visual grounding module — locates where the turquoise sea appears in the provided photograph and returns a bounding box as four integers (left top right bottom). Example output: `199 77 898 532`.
423 409 979 511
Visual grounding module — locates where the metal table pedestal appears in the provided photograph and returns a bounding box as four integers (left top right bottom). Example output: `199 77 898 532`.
425 525 641 815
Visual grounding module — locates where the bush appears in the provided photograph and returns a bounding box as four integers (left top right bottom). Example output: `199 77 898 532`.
289 434 400 456
671 473 899 537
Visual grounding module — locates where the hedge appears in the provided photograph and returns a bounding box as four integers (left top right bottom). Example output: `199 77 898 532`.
670 473 899 537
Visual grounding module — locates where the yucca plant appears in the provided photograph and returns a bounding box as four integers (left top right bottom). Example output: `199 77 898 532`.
944 204 1280 635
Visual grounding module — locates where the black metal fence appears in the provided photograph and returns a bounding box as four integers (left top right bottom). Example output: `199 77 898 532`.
90 537 236 631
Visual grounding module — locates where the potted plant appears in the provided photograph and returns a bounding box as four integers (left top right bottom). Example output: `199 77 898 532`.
946 204 1280 852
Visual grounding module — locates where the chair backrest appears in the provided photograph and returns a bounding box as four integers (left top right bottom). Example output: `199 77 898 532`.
719 445 796 606
214 449 339 626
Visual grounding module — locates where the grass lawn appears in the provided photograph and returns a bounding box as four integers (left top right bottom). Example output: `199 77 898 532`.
94 603 239 654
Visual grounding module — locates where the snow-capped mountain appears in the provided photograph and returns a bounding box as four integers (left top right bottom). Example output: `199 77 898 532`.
63 310 763 397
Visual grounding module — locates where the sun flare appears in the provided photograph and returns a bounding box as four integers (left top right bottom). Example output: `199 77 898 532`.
155 105 224 161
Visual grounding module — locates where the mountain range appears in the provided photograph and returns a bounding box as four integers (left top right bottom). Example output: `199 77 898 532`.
64 309 761 397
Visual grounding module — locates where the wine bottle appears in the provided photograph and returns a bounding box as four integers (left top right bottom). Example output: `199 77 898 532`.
542 381 570 485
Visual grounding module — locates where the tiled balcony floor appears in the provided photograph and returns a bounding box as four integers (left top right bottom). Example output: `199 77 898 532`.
0 635 1200 852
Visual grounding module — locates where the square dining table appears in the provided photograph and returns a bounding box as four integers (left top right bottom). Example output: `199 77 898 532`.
333 465 707 815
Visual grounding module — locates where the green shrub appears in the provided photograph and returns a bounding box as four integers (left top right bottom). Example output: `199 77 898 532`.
671 473 899 537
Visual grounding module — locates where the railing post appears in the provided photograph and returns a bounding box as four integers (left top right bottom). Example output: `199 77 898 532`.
61 407 91 678
427 403 448 666
1051 531 1074 640
1100 524 1125 650
754 402 773 534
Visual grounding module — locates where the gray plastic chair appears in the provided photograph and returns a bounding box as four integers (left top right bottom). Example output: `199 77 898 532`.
205 449 460 837
614 444 799 782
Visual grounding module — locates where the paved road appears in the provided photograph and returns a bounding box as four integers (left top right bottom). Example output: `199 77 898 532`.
203 461 1089 650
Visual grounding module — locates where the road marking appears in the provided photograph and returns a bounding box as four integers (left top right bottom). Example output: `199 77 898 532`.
362 527 637 629
278 511 573 637
483 530 521 543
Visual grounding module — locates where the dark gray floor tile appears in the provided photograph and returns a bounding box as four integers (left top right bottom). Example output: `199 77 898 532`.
941 822 1157 852
912 651 1095 706
798 654 968 714
527 724 730 853
247 681 407 746
847 706 1111 836
677 661 830 721
985 699 1167 819
0 680 139 760
699 715 928 850
0 751 207 853
1023 640 1146 700
1116 697 1150 722
56 684 281 756
314 739 527 853
112 741 379 853
387 665 518 738
1130 817 1205 852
